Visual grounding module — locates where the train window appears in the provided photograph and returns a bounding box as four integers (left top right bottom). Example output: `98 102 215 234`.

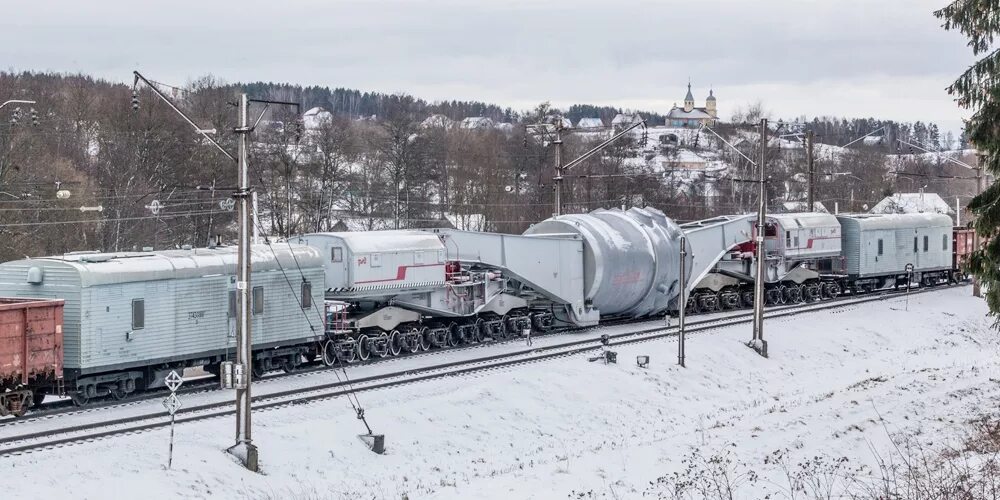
301 281 312 309
785 231 792 247
131 299 144 329
331 247 343 263
913 237 918 253
943 234 948 251
228 290 237 317
877 239 884 256
923 235 929 252
253 286 264 315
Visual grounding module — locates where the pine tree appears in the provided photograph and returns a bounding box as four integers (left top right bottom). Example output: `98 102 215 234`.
936 1 1000 319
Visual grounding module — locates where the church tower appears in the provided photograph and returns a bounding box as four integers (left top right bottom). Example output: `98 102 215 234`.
706 88 717 117
683 81 695 112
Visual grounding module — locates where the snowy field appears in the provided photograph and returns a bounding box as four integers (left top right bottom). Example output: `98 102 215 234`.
3 287 997 499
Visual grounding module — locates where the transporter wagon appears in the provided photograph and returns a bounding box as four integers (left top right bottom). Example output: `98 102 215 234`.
0 245 324 405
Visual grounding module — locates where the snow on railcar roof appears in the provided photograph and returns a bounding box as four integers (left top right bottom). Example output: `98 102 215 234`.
768 212 840 228
836 212 953 229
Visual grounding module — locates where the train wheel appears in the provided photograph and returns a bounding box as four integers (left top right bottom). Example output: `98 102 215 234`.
280 356 298 374
323 339 342 366
70 391 90 407
389 330 403 356
406 328 421 354
356 334 371 361
418 327 431 351
375 332 390 358
741 291 754 308
446 322 460 347
252 363 266 379
110 388 128 401
472 318 489 342
498 314 512 340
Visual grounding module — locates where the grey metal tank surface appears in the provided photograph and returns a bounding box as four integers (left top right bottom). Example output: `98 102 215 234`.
524 207 688 318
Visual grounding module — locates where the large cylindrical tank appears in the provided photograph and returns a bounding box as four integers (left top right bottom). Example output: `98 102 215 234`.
524 207 688 318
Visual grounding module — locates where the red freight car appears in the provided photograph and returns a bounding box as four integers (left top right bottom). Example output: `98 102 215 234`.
0 297 64 417
953 227 976 280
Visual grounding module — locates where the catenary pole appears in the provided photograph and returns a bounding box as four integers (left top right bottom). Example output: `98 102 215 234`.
553 125 563 216
751 118 768 357
233 93 258 471
806 130 815 210
974 163 983 298
678 236 687 367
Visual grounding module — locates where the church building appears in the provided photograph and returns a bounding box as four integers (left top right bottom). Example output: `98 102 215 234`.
666 83 717 128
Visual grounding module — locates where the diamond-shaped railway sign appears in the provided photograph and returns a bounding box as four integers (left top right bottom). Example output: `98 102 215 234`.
162 393 183 415
164 370 184 392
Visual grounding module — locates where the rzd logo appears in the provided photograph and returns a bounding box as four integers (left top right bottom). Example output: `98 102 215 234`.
357 256 367 265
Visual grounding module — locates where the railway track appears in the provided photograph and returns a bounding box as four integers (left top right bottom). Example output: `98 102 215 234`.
0 290 839 427
0 284 957 457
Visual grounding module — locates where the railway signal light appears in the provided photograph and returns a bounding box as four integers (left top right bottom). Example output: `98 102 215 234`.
29 108 38 126
131 90 140 111
9 107 20 126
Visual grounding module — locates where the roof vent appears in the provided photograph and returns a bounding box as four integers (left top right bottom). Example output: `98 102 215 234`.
26 266 43 284
142 246 153 252
80 254 114 263
181 244 193 251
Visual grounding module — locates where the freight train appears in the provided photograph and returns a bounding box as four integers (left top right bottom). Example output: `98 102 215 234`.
0 208 973 415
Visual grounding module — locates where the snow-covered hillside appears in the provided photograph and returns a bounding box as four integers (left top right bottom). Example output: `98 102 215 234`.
4 287 996 499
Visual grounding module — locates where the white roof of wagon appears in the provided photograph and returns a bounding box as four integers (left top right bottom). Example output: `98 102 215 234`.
836 212 953 230
301 230 444 254
768 212 840 229
19 244 322 287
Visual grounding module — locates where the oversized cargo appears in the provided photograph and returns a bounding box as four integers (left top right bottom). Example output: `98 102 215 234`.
524 207 687 318
0 297 64 416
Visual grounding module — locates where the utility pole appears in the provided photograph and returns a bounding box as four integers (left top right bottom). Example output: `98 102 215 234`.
232 93 258 471
750 118 768 358
974 164 983 298
132 72 305 472
553 124 564 216
806 130 815 211
677 236 687 367
544 118 646 217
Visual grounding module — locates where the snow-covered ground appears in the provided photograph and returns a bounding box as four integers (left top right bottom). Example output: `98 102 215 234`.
4 287 997 499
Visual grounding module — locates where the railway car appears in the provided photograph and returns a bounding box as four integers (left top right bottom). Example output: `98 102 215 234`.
836 213 954 290
0 245 324 405
953 226 976 279
0 298 64 416
297 207 752 364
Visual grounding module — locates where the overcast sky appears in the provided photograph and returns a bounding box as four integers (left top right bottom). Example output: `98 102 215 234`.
1 0 974 134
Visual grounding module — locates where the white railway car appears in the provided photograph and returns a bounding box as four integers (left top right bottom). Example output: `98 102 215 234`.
836 213 954 290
